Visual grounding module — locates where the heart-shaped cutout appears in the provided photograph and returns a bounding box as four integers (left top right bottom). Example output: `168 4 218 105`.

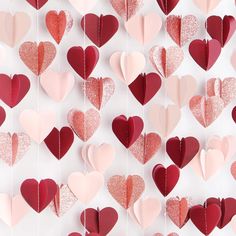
193 0 222 13
68 0 98 15
0 106 6 126
26 0 48 9
156 0 180 15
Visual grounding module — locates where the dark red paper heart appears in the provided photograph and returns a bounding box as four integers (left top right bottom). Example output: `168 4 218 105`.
67 46 99 80
26 0 48 9
20 179 57 213
190 204 221 235
128 73 162 105
44 127 74 160
166 136 200 168
232 106 236 123
189 39 221 71
68 233 82 236
206 15 236 47
156 0 180 15
81 14 119 48
112 115 144 148
152 164 180 197
0 74 30 108
0 106 6 126
80 207 118 235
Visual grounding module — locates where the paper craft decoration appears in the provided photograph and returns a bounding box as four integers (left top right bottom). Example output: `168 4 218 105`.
231 161 236 180
232 106 236 123
193 0 222 13
0 106 6 126
67 0 98 15
26 0 48 9
156 0 180 15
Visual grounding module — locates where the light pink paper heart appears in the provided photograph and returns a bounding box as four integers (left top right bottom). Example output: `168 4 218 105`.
124 13 162 44
189 96 224 127
68 0 98 15
149 46 184 78
40 70 75 102
68 171 104 204
231 50 236 71
193 0 222 13
148 104 181 137
231 161 236 180
166 75 197 108
19 109 55 144
0 12 31 47
0 132 31 166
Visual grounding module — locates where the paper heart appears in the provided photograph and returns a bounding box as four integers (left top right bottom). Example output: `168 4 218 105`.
82 77 115 110
129 133 161 164
81 207 118 235
112 115 144 148
149 46 184 78
231 161 236 180
110 51 146 85
67 109 100 142
0 194 29 226
206 15 236 47
0 106 6 126
40 70 75 102
67 46 99 80
68 0 98 15
189 39 221 71
26 0 48 9
0 12 31 47
166 15 199 47
129 73 162 105
0 132 31 166
20 179 57 213
232 106 236 123
44 127 74 160
152 164 180 197
46 10 73 45
148 104 181 137
156 0 180 15
110 0 143 21
68 171 104 204
189 95 224 127
231 50 236 70
193 0 222 13
155 234 179 236
68 234 82 236
19 41 56 76
81 14 119 47
19 109 55 144
107 175 145 209
124 13 162 44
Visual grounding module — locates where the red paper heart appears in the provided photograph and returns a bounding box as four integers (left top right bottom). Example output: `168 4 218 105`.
26 0 48 9
68 234 82 236
166 136 200 168
67 46 99 80
20 179 57 213
0 74 30 108
232 106 236 123
0 106 6 126
152 164 180 197
156 0 180 15
128 73 162 105
189 39 221 71
112 115 144 148
44 127 74 160
206 15 236 47
81 14 119 47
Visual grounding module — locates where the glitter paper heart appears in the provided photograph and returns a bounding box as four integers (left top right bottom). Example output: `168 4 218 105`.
44 127 74 160
26 0 48 9
148 104 181 137
110 51 146 85
20 179 57 213
112 115 144 148
110 0 143 21
19 41 56 76
68 0 98 15
166 15 199 47
152 164 180 197
107 175 145 209
81 14 119 47
0 74 30 108
0 107 6 127
128 73 162 105
129 133 161 164
124 13 162 45
189 39 221 71
0 12 31 47
149 46 184 78
166 197 189 228
67 46 99 80
46 10 73 44
189 95 224 127
231 50 236 70
68 171 104 204
206 15 236 47
193 0 222 13
67 109 100 142
231 161 236 180
82 77 115 110
0 132 31 166
156 0 180 15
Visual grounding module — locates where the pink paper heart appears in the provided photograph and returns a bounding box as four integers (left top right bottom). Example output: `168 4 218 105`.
231 50 236 70
149 46 184 78
231 161 236 180
193 0 222 13
124 12 162 44
68 0 98 15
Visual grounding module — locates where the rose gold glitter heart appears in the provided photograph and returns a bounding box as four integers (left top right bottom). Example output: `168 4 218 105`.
67 108 100 142
82 77 115 110
189 95 224 127
0 132 31 166
129 133 161 164
19 41 56 76
107 175 145 209
149 46 184 78
231 161 236 180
